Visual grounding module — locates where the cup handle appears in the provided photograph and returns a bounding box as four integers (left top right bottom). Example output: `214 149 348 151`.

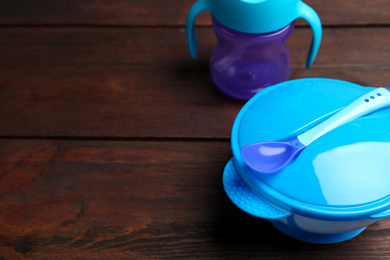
297 2 322 68
185 0 210 58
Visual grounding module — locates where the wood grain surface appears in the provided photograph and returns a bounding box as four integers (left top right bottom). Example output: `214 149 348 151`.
1 0 390 259
0 0 389 26
1 27 390 138
1 140 390 259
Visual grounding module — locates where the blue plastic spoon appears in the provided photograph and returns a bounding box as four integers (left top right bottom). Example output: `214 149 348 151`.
241 87 390 174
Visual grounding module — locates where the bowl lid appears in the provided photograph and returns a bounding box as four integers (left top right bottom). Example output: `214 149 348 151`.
231 78 390 219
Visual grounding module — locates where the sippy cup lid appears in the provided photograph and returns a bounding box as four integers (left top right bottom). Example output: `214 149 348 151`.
209 0 318 34
186 0 322 68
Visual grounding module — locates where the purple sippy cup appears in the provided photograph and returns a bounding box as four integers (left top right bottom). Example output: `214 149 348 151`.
186 0 322 100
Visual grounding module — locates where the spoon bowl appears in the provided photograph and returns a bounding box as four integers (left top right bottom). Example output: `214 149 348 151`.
241 137 305 174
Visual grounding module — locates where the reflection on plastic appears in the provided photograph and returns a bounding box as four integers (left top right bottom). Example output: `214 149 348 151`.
313 142 390 206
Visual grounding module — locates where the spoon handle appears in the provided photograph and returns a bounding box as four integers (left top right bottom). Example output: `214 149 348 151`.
298 87 390 146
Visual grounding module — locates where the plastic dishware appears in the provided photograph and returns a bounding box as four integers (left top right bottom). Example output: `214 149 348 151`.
209 17 294 100
185 0 322 100
223 78 390 244
241 87 390 174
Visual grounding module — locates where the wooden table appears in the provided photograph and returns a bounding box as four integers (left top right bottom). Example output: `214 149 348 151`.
1 0 390 259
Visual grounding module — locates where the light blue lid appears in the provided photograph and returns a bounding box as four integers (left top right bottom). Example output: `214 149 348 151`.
186 0 322 67
231 78 390 220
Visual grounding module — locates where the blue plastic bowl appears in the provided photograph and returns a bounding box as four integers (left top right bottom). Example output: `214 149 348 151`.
223 78 390 244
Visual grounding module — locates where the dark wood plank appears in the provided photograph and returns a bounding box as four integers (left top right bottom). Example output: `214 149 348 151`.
0 139 390 259
0 0 389 26
1 27 390 138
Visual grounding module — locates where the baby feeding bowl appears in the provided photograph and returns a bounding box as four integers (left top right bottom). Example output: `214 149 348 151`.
186 0 322 100
223 78 390 244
